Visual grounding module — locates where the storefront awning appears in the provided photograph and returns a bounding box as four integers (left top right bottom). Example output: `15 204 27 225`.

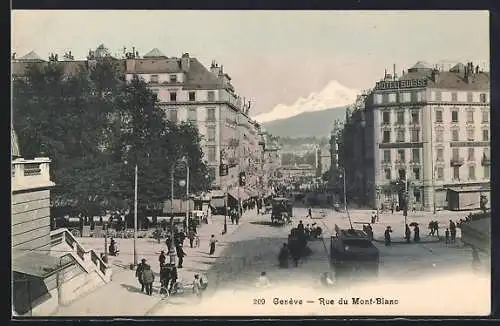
228 189 250 201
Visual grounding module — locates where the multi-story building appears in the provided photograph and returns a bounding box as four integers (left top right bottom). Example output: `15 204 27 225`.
358 61 490 211
13 47 268 206
258 129 281 195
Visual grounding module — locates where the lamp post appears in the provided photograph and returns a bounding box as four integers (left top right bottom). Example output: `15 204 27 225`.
339 167 353 229
178 157 190 233
124 160 138 267
170 166 177 264
376 186 381 222
104 221 108 263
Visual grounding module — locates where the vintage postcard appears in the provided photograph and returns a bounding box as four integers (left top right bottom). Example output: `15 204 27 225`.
11 10 490 317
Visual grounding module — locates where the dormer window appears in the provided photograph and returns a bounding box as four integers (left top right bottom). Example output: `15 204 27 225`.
169 74 177 83
189 91 196 101
150 75 159 84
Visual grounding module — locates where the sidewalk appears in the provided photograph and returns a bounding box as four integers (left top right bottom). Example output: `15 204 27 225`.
52 215 241 316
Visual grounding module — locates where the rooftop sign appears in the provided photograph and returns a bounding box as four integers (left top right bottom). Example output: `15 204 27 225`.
375 79 428 91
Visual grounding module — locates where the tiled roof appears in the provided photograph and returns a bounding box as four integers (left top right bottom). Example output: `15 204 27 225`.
410 61 432 70
184 59 222 90
18 51 45 62
143 48 167 58
400 70 489 91
12 59 125 77
128 58 182 74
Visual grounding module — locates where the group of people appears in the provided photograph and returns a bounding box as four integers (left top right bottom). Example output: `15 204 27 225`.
445 220 458 244
428 221 441 236
404 224 421 243
280 220 309 268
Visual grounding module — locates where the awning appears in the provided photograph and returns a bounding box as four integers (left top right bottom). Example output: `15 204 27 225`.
12 252 73 278
227 189 250 201
209 190 225 198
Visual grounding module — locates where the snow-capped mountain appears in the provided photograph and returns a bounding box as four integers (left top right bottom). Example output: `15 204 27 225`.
253 80 359 123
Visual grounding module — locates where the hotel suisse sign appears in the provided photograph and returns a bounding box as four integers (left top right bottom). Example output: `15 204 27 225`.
375 79 428 90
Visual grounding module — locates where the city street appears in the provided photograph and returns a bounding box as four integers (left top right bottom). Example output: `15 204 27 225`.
147 207 488 316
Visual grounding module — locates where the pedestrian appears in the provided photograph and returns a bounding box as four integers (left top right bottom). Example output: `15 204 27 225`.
160 264 171 294
159 250 166 267
193 274 202 298
209 234 217 255
307 207 312 218
428 221 434 236
391 202 394 214
434 221 440 237
166 235 172 252
445 228 450 244
278 243 289 268
141 264 155 296
256 272 271 288
176 244 186 268
188 229 196 248
405 224 411 243
384 226 392 246
413 224 420 243
371 211 376 224
135 258 148 292
449 220 457 243
169 266 178 293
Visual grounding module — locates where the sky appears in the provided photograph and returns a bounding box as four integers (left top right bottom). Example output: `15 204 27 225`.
12 10 490 116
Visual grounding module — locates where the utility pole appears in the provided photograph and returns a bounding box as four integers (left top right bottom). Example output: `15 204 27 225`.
340 167 353 229
170 167 177 264
104 221 108 263
133 164 138 266
185 161 190 233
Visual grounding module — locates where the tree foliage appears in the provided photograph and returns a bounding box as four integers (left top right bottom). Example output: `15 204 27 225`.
12 56 210 217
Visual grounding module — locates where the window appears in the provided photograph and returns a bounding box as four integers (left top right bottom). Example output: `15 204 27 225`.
414 189 421 202
411 111 419 124
383 150 391 163
169 92 177 102
467 92 473 102
382 131 391 143
452 129 459 142
468 166 476 180
482 110 489 123
451 92 458 102
435 91 442 102
437 148 444 161
411 129 420 142
411 92 419 102
482 129 489 141
400 92 411 103
412 148 420 162
188 108 197 122
396 111 404 124
435 110 443 123
150 74 159 83
397 149 405 163
451 110 458 123
467 129 475 141
453 166 460 180
382 93 389 103
467 148 475 161
452 148 460 160
384 168 391 180
168 109 178 123
189 91 196 101
382 111 390 124
374 94 383 104
436 129 444 142
207 147 216 162
169 74 178 83
480 93 487 103
437 167 444 180
207 108 216 122
207 91 215 101
207 126 216 141
413 167 420 180
396 129 405 142
388 93 397 103
467 111 474 123
398 169 406 180
484 166 490 179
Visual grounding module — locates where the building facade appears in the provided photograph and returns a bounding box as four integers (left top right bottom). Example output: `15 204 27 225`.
366 61 490 211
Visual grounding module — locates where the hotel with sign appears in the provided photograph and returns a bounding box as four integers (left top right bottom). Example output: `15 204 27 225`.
363 61 490 211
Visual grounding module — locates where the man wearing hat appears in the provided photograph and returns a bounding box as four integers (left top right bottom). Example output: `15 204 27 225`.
136 258 148 292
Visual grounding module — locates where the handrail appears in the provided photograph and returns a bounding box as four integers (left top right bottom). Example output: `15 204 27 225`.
50 228 108 276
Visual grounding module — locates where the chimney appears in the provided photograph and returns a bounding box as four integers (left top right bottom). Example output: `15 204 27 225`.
432 69 440 83
393 64 396 80
475 65 479 74
181 53 190 72
132 47 136 58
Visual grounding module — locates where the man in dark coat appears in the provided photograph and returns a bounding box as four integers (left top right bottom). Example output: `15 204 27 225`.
135 258 148 292
166 235 172 252
289 240 300 267
141 264 155 295
169 266 178 293
158 250 166 267
449 220 457 243
384 226 392 246
413 225 420 242
405 224 411 243
176 244 186 268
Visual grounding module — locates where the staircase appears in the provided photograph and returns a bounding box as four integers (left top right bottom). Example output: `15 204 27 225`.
50 228 112 284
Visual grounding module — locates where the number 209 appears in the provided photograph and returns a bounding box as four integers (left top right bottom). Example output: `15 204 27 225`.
253 298 265 305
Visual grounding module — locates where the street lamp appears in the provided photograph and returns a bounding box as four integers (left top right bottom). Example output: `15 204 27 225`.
124 160 138 267
376 186 381 222
339 167 353 229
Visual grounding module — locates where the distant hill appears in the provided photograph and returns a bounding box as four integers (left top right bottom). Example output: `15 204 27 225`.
262 106 346 138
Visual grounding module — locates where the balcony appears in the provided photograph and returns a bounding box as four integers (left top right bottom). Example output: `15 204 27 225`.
450 157 464 167
11 157 55 192
482 155 490 166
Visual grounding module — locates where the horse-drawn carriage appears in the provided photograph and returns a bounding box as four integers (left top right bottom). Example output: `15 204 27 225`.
270 197 293 225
